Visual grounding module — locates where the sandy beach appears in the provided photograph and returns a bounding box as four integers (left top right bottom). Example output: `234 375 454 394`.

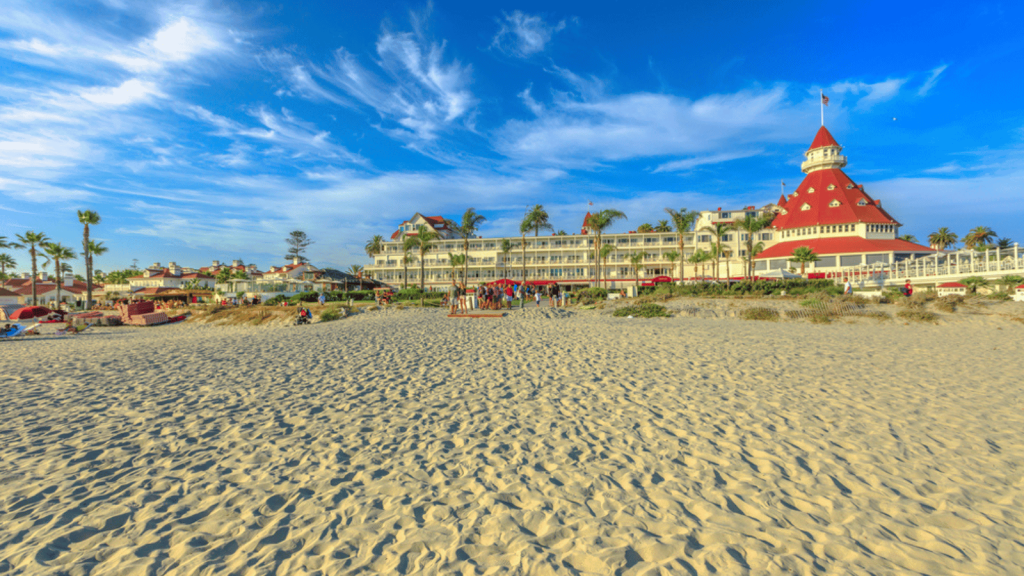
1 306 1023 575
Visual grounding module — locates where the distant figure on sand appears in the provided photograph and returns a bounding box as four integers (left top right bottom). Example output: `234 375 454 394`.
318 293 326 306
901 280 913 297
448 279 458 314
844 278 853 295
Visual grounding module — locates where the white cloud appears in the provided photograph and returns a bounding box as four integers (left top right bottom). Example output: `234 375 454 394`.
918 64 948 96
271 25 478 145
496 82 806 168
653 150 763 173
492 11 566 58
830 77 907 110
80 79 163 106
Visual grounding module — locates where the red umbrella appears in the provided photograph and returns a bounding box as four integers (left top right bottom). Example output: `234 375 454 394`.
10 306 52 320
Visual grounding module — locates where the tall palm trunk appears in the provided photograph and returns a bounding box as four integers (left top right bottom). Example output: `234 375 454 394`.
82 223 91 308
30 247 38 305
678 236 686 283
403 259 408 288
419 250 427 290
463 237 470 287
521 234 527 286
53 258 62 306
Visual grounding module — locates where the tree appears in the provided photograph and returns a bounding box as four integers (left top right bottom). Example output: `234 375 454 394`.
405 225 438 290
655 220 671 233
688 249 709 280
500 238 513 279
15 231 48 305
790 246 820 276
664 250 679 279
555 230 568 236
998 275 1023 291
599 244 617 288
457 208 487 284
526 204 553 238
734 213 775 280
0 236 22 251
629 252 647 290
964 226 996 249
928 227 958 251
0 253 16 277
447 253 465 281
899 234 918 243
285 230 313 263
402 238 415 288
996 237 1014 249
700 222 732 279
86 241 108 300
587 209 627 287
42 242 76 306
665 208 699 283
77 210 101 309
717 243 733 282
348 264 364 277
962 276 989 293
364 235 385 259
231 269 249 280
216 268 233 284
637 223 654 233
519 217 531 285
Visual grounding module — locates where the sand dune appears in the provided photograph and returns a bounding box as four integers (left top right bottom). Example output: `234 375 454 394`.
1 307 1022 574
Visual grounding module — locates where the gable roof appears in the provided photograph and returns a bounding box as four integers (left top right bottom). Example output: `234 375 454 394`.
771 169 898 229
0 287 20 298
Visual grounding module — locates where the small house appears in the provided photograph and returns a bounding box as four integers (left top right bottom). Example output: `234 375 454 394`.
1014 284 1024 303
936 282 968 297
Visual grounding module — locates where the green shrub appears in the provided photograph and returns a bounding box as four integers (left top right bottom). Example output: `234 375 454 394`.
612 303 671 318
264 295 288 306
741 307 780 321
896 309 938 323
860 310 891 321
934 296 963 313
320 307 341 322
808 312 832 324
985 291 1011 301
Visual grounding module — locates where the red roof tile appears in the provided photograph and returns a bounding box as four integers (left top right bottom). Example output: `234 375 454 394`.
755 237 934 259
771 169 897 229
0 287 19 298
808 126 840 150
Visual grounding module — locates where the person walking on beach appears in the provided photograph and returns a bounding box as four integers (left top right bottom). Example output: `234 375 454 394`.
318 293 326 306
516 284 524 309
535 287 542 307
448 279 459 315
844 278 853 295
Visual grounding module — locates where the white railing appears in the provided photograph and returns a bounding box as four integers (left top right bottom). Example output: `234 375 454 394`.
837 244 1024 286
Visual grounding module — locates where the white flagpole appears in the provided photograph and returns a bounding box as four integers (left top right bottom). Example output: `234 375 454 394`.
820 90 824 126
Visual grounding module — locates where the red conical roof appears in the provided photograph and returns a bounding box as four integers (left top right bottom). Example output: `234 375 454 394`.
808 126 840 150
770 169 898 230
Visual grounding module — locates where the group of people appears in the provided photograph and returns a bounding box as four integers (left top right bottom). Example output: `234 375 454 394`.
446 280 570 314
842 278 913 297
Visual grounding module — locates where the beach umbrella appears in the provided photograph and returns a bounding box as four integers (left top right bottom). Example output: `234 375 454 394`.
10 306 52 320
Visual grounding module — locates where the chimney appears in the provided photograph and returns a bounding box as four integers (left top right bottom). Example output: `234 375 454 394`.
292 256 301 265
212 260 220 267
22 272 31 279
152 262 161 269
39 271 48 281
64 273 74 287
232 259 242 267
168 262 180 276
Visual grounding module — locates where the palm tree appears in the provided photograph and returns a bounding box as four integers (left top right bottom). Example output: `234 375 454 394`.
599 244 617 289
15 231 49 305
365 235 385 259
42 242 76 306
998 275 1023 291
962 276 989 293
348 264 364 278
899 234 918 243
665 208 699 283
734 213 775 280
790 246 820 276
629 252 647 290
928 227 958 251
87 241 108 297
637 223 654 233
500 238 513 279
687 249 708 280
0 236 22 251
964 226 997 249
401 238 415 288
700 222 732 279
457 208 487 284
406 225 438 290
996 237 1014 249
77 210 101 309
447 253 465 281
555 230 568 236
655 220 671 233
0 253 15 277
664 250 679 280
717 243 733 282
587 209 627 287
519 216 532 286
526 205 553 238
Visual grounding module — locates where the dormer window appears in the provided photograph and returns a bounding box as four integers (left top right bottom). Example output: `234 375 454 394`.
857 199 868 206
829 200 841 207
846 184 854 189
827 184 836 190
807 187 815 193
800 203 811 211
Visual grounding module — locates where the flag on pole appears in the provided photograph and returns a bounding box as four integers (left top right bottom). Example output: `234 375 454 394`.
821 93 829 106
588 201 593 206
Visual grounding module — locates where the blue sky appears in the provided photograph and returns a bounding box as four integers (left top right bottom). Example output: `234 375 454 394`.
1 1 1022 274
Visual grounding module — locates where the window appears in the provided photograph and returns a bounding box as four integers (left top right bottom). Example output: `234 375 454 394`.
720 212 731 219
722 234 733 241
801 203 811 211
827 184 836 190
857 199 868 206
807 187 815 193
829 200 841 207
846 184 854 189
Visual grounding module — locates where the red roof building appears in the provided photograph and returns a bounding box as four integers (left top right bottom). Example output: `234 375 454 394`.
755 126 934 272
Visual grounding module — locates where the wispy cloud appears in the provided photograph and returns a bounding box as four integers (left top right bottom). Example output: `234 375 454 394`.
491 11 567 58
268 20 478 146
830 77 908 110
918 64 948 96
653 150 763 173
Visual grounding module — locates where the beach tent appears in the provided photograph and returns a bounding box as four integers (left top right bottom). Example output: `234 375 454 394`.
0 303 24 321
641 275 673 287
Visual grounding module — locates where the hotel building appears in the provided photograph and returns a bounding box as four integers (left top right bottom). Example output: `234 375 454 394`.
365 127 934 290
